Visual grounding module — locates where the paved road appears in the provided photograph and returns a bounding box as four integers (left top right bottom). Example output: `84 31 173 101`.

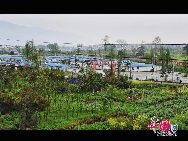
94 70 188 84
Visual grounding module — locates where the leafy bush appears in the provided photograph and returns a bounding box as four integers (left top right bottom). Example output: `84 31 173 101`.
0 92 21 114
0 113 20 129
0 88 49 130
132 114 150 130
131 80 154 88
78 71 106 92
48 69 65 81
115 75 130 89
107 116 132 130
170 112 188 130
75 121 109 130
15 88 49 111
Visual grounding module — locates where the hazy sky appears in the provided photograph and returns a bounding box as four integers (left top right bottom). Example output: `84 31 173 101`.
0 14 188 45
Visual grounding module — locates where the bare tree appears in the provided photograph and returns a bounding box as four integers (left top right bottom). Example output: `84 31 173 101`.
153 36 161 44
116 39 127 77
102 35 110 52
102 35 110 44
153 36 162 51
116 39 127 50
116 39 127 58
136 46 145 56
152 36 162 64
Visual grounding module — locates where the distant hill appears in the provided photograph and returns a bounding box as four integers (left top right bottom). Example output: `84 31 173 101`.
0 20 83 46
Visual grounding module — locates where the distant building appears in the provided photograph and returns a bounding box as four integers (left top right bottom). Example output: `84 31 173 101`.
121 60 161 72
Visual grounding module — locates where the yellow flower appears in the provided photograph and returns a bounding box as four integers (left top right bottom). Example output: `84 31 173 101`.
108 118 117 126
119 122 126 128
133 123 141 130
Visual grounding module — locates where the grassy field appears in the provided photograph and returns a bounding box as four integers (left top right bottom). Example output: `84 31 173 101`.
171 53 187 61
35 80 188 130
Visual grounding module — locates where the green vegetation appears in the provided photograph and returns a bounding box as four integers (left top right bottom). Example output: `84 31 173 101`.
47 43 60 56
1 65 188 130
171 53 187 61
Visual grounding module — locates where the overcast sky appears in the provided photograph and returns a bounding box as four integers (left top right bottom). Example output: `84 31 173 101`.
0 14 188 45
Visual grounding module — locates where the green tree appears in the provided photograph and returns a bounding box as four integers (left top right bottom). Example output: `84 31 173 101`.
47 43 59 56
22 41 41 68
136 46 145 56
108 46 116 59
78 70 105 92
76 44 83 55
22 41 34 61
76 47 81 55
131 48 137 56
150 48 154 64
183 44 188 56
33 48 43 68
158 47 171 74
152 36 162 64
159 47 166 74
105 45 117 76
117 50 124 76
98 48 102 58
165 48 171 72
9 51 14 55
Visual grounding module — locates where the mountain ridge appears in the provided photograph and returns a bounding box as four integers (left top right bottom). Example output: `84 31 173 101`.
0 20 83 46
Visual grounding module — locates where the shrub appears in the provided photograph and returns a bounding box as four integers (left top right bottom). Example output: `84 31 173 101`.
15 89 49 129
107 116 132 130
132 114 150 130
78 71 106 92
115 75 130 89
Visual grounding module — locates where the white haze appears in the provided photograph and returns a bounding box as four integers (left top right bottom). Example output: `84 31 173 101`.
0 14 188 45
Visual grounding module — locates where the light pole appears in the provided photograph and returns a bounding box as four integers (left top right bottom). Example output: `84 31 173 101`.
124 56 132 80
